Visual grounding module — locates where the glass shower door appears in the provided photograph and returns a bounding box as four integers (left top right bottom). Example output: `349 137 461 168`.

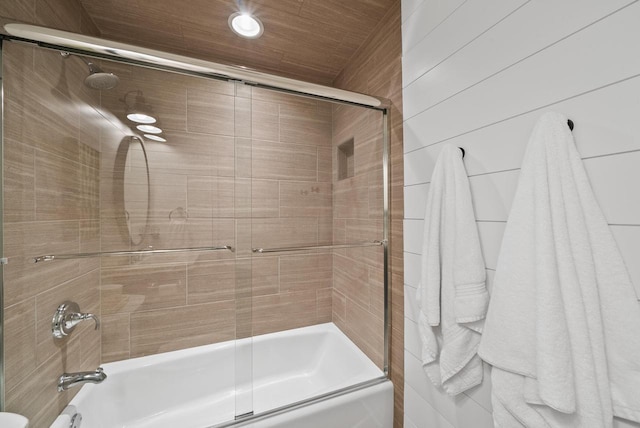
1 35 388 427
95 60 251 426
246 87 388 417
0 39 253 427
232 82 255 421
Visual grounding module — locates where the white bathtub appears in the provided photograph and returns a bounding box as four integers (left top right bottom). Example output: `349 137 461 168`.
52 323 393 428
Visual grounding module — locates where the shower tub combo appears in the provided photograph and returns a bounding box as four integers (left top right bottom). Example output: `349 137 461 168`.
52 324 393 428
1 24 393 428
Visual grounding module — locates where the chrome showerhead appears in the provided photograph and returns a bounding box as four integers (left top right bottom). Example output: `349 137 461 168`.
61 52 120 90
84 61 120 90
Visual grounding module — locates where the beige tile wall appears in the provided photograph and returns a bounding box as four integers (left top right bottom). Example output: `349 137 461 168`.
331 1 404 427
2 12 390 426
331 102 386 368
2 42 104 427
247 89 335 336
97 66 336 361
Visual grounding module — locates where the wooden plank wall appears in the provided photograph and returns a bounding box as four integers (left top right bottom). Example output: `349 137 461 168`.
402 0 640 427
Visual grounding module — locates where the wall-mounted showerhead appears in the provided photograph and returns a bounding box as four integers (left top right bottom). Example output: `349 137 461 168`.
84 61 120 90
61 52 120 90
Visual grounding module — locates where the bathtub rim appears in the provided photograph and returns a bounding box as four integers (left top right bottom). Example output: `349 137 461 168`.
61 322 391 428
93 322 378 377
58 377 392 428
219 376 391 428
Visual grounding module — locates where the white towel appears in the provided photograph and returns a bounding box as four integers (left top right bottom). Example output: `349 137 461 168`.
478 112 640 427
416 144 488 395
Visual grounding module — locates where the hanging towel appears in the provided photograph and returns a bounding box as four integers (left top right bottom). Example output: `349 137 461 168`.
478 112 640 427
416 144 489 396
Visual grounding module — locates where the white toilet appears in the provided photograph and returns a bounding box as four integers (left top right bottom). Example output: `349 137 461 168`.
0 412 29 428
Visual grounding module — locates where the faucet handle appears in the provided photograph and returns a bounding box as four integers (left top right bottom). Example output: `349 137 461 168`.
52 301 100 339
68 312 100 330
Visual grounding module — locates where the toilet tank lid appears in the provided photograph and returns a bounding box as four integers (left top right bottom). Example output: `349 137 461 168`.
0 412 29 428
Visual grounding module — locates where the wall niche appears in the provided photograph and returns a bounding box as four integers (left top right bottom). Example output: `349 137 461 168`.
338 138 354 180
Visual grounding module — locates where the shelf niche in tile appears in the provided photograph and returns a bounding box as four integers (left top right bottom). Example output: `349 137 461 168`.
338 138 355 181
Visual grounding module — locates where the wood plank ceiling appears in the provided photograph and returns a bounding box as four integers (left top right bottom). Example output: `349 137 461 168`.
79 0 397 85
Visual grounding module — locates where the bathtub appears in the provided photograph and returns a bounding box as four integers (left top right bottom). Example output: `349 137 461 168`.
52 323 393 428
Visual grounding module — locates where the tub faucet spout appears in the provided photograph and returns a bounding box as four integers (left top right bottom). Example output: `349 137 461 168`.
58 367 106 392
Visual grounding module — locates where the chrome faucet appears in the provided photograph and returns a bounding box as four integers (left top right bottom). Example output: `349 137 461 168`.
52 301 99 339
58 367 107 392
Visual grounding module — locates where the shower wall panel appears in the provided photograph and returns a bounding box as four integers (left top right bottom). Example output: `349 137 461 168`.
2 35 378 427
331 104 385 369
2 42 106 427
332 2 404 426
247 88 334 337
97 64 240 362
96 67 335 361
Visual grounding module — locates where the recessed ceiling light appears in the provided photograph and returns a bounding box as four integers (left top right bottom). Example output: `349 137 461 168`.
144 134 167 142
229 12 263 39
136 124 162 134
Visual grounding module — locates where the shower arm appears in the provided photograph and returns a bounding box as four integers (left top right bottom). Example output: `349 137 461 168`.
60 51 102 73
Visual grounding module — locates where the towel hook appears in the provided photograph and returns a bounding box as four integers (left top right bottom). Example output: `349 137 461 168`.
459 122 569 161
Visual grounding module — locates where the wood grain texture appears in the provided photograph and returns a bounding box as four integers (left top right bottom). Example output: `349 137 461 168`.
3 299 37 393
78 0 397 85
251 289 319 336
332 2 404 426
35 270 101 366
0 0 99 36
187 259 237 305
2 1 403 424
101 263 187 315
93 66 336 363
101 313 131 363
130 300 236 357
2 41 104 427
